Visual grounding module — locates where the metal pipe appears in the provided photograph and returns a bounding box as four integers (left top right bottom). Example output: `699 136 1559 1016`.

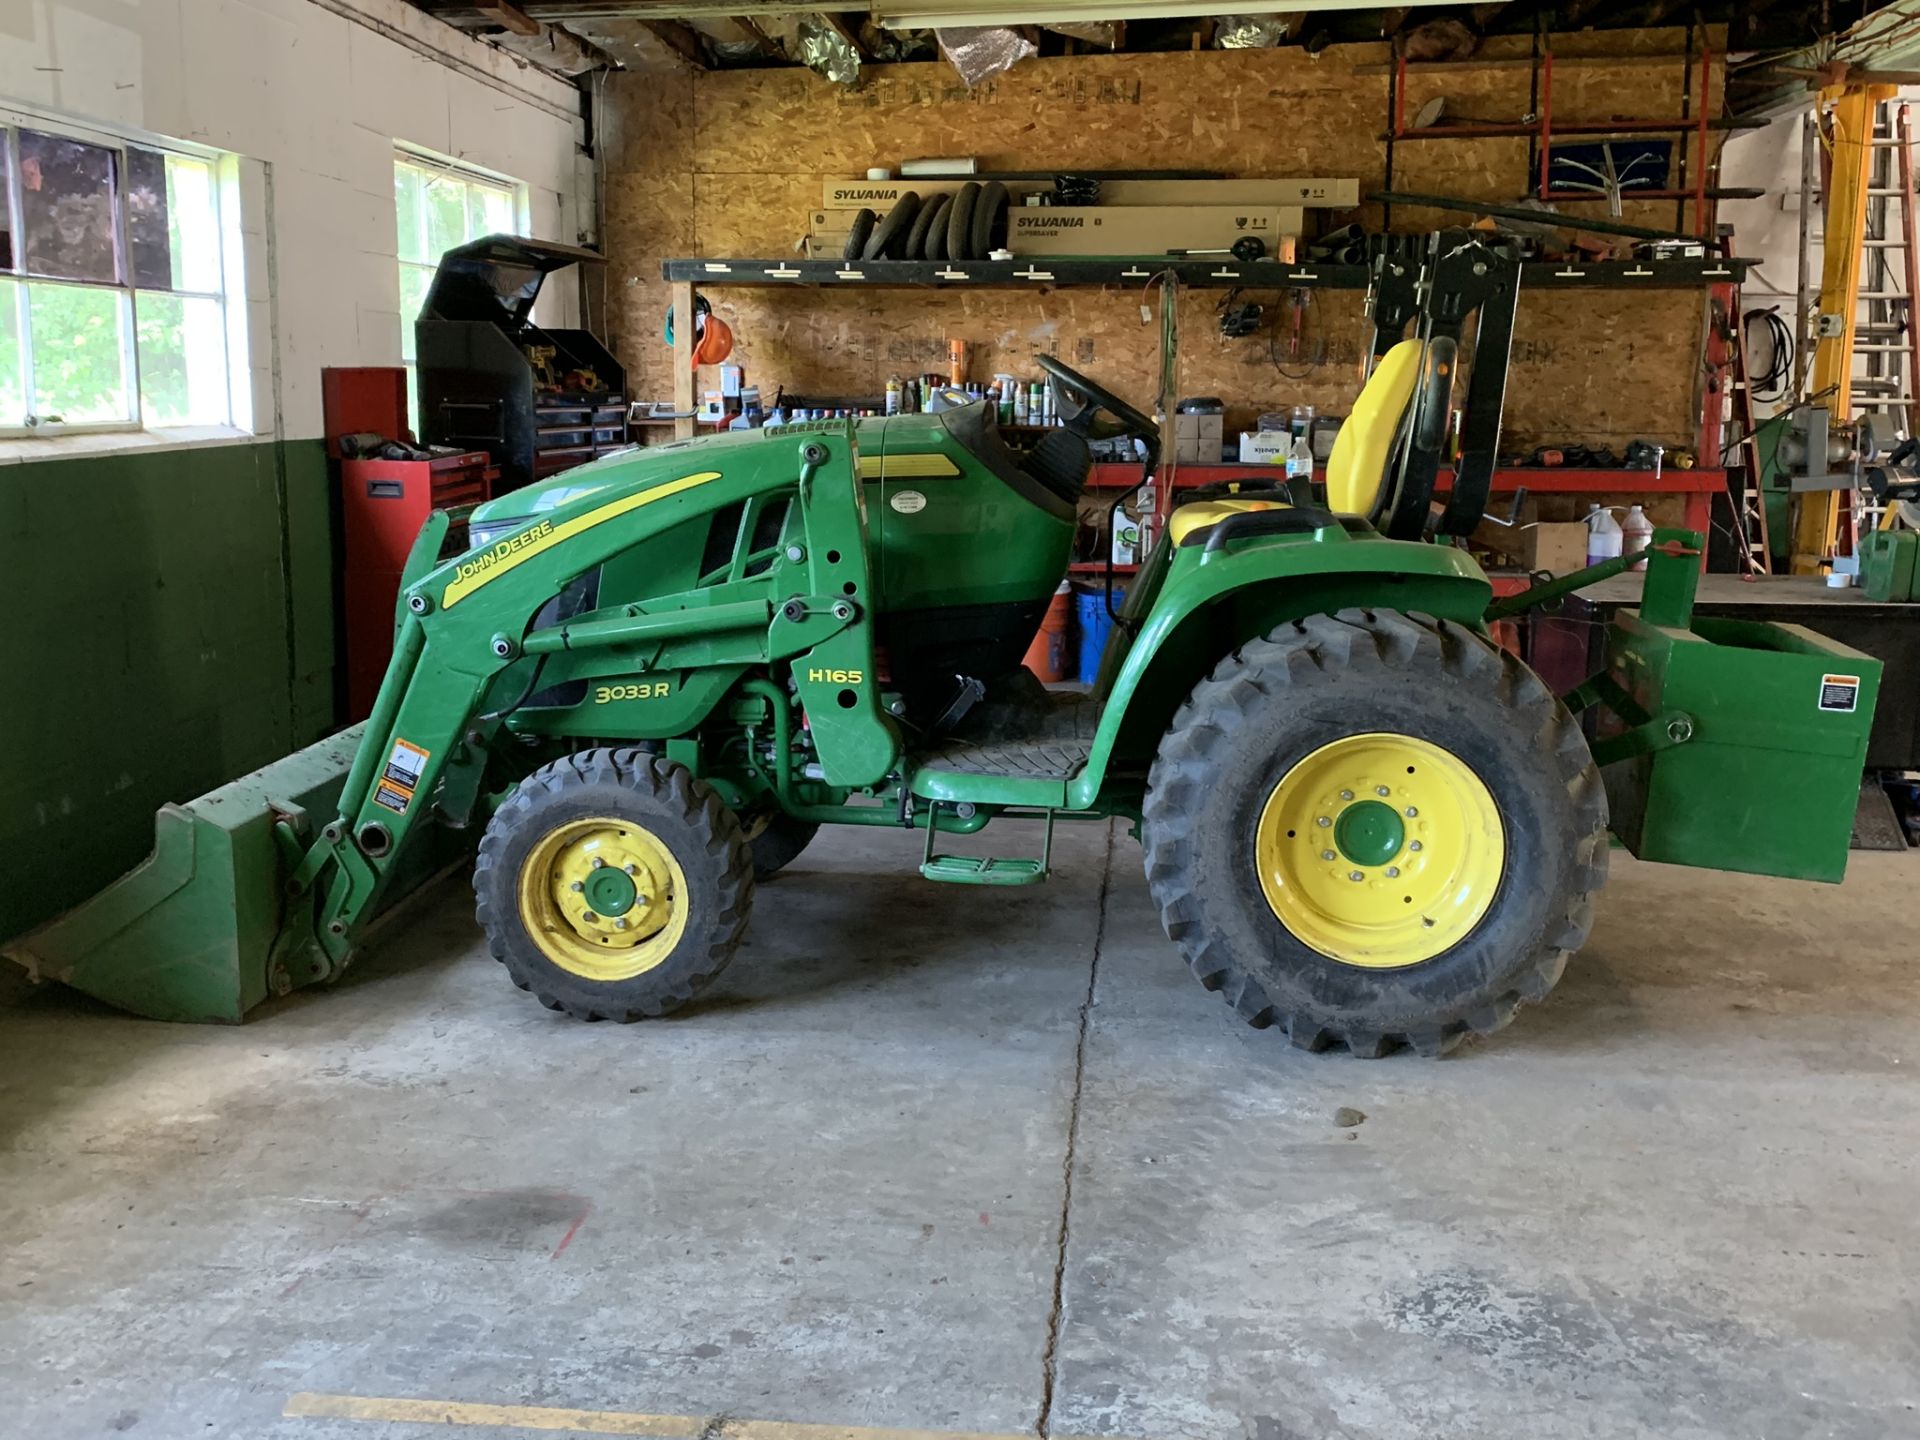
521 598 772 654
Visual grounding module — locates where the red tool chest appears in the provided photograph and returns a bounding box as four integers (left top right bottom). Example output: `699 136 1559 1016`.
341 450 496 719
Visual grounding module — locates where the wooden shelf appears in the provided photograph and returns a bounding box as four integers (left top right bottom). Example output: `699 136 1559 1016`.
1069 562 1140 574
661 256 1748 291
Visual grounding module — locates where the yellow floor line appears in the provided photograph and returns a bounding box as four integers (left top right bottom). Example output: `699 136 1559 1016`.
283 1393 1113 1440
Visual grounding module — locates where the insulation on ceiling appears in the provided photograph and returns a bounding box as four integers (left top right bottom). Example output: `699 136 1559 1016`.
937 26 1039 87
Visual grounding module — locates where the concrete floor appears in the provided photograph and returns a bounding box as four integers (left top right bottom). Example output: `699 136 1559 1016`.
2 822 1917 1440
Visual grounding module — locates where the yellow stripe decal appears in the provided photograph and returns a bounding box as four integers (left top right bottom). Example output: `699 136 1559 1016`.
283 1393 1123 1440
856 453 961 479
441 471 723 610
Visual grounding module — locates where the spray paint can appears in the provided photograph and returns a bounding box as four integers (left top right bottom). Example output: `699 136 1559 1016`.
885 374 902 415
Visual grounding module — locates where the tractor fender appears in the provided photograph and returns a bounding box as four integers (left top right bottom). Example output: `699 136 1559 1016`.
1064 535 1493 808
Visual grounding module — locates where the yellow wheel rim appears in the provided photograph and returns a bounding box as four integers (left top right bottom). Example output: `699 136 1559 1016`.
1254 733 1504 969
515 816 689 982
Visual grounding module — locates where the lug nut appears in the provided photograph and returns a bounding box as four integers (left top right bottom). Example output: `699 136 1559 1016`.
582 911 598 922
1410 840 1423 852
591 856 605 869
1339 789 1354 801
615 918 629 930
1405 806 1419 818
1316 816 1331 828
624 863 637 875
1375 785 1390 796
1348 871 1364 882
1321 850 1337 862
570 881 584 892
1386 866 1401 878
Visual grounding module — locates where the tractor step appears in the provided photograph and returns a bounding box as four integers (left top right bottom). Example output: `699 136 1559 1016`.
920 806 1053 885
919 854 1050 886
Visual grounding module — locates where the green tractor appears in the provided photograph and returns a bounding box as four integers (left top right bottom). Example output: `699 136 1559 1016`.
6 232 1882 1055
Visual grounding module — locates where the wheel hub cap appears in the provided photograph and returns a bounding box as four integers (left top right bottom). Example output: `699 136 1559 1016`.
1332 800 1405 867
1253 733 1505 969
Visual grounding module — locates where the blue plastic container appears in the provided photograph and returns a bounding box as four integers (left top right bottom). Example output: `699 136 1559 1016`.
1075 585 1127 684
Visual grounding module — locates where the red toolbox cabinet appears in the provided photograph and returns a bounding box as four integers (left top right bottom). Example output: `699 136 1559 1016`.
341 451 495 719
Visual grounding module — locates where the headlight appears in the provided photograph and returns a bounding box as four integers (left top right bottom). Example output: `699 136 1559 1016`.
466 517 523 551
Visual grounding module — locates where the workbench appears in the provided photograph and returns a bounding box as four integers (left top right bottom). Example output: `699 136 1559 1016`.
1572 572 1920 771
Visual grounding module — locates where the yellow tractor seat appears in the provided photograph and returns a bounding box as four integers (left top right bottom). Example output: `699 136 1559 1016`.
1166 498 1286 547
1164 338 1427 550
1324 337 1425 517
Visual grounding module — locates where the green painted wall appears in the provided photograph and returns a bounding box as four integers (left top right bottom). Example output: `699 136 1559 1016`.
0 439 338 942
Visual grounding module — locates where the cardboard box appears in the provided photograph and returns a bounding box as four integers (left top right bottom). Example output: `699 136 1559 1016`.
1009 205 1304 257
1516 521 1589 575
822 179 1046 209
1174 412 1225 464
1238 430 1291 464
1100 177 1359 208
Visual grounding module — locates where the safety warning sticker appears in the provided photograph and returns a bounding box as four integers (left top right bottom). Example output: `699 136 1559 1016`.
374 738 431 814
1818 673 1861 713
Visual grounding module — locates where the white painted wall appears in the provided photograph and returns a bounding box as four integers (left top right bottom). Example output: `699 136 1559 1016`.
0 0 587 440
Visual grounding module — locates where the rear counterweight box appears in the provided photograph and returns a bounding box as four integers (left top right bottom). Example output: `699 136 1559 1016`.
1599 613 1881 883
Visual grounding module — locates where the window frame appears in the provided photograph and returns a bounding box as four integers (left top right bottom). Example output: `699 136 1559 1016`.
0 107 237 440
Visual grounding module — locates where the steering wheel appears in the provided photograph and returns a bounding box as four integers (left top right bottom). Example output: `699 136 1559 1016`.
1036 355 1157 445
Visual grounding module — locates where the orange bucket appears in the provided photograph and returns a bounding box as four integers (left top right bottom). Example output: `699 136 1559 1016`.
1023 585 1073 683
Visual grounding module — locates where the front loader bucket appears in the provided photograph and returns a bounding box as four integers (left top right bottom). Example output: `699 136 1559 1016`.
3 726 366 1023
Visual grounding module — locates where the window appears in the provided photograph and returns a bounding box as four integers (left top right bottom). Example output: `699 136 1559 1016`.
395 150 522 428
0 114 238 434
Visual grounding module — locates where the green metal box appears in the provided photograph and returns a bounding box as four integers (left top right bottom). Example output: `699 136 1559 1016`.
1859 529 1919 602
1598 613 1881 883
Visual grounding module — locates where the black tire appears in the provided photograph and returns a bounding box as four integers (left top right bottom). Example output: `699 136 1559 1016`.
946 181 980 260
904 197 942 260
970 180 1008 258
474 748 753 1021
749 812 820 881
920 195 950 260
843 208 876 262
1142 609 1607 1057
865 192 919 258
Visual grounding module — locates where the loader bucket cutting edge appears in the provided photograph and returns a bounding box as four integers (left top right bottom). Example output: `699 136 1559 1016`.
2 725 367 1023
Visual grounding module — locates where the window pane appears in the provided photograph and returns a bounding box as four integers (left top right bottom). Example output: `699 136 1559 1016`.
26 280 131 422
0 281 23 425
398 262 432 362
19 130 120 283
395 162 428 264
137 290 228 425
128 148 221 293
423 173 467 262
466 183 513 239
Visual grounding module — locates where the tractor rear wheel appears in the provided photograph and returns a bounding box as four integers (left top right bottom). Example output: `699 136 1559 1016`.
475 748 753 1020
746 811 820 881
1142 610 1607 1056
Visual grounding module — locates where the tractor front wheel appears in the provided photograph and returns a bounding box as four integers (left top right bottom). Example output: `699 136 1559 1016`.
745 811 820 881
1143 609 1607 1057
475 748 753 1020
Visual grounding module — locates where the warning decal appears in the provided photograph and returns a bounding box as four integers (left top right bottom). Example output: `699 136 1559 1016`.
1818 673 1861 713
374 738 431 815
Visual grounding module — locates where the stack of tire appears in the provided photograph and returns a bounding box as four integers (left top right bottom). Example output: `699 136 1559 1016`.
843 180 1011 263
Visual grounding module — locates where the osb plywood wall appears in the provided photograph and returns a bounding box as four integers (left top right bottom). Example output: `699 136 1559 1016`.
603 30 1723 456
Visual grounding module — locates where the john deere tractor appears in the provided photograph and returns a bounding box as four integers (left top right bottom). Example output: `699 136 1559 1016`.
6 231 1881 1055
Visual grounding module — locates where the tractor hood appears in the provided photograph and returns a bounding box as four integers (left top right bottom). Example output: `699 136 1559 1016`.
467 418 882 546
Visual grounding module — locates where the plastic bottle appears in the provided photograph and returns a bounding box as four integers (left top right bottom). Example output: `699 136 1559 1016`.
1621 503 1654 570
885 374 902 415
1012 381 1028 422
1285 431 1314 484
1290 402 1315 440
1586 504 1624 567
